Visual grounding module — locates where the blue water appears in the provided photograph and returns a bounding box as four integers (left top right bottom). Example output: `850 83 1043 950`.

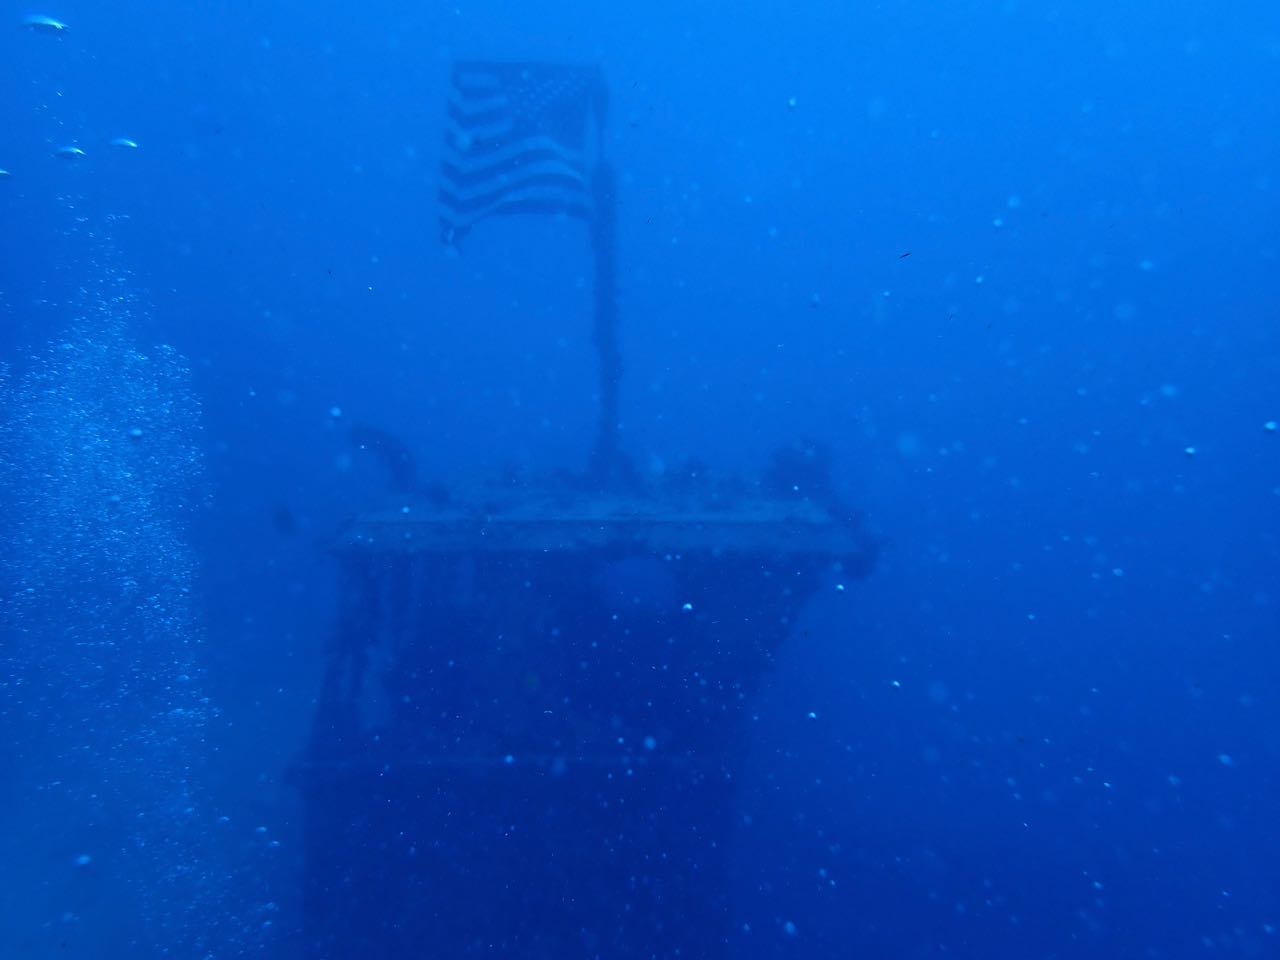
2 1 1278 957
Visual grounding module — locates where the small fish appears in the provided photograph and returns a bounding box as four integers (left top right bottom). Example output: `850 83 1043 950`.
22 14 67 33
109 137 139 149
898 251 912 259
0 169 11 179
53 145 86 160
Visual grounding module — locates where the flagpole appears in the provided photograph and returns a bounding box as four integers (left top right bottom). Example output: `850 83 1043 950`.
587 69 628 487
588 160 622 483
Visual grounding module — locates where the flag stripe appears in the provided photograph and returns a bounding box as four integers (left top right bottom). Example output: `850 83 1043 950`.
447 93 508 118
439 185 592 221
447 101 512 130
442 155 586 195
443 134 584 169
440 171 591 215
444 135 585 176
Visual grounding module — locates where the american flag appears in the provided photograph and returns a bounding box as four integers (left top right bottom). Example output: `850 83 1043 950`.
440 62 605 244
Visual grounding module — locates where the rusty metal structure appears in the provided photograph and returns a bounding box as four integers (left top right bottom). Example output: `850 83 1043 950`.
295 462 875 958
294 56 876 960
